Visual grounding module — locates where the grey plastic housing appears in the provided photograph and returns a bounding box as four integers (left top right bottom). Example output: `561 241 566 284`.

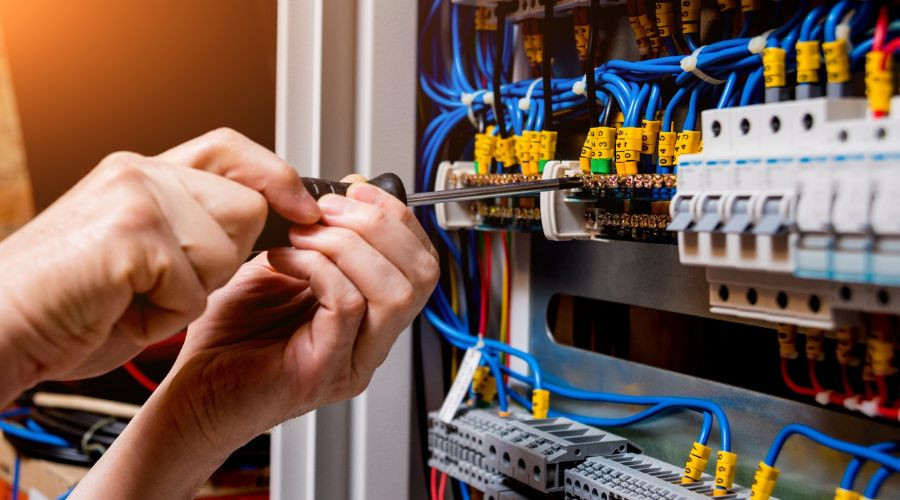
564 453 771 500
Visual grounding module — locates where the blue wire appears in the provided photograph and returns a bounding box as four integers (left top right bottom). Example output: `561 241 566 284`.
12 455 20 500
825 0 853 43
864 466 894 499
424 307 544 389
800 4 828 42
499 363 728 450
482 351 509 412
840 441 900 490
504 386 714 446
0 419 69 447
765 424 900 470
458 480 472 500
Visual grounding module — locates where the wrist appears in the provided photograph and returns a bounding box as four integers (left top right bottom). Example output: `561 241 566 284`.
71 372 238 500
0 297 43 405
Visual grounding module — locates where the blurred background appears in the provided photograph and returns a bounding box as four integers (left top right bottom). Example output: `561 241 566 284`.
0 0 276 210
0 3 278 497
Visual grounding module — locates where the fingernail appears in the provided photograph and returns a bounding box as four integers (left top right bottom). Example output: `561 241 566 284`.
348 183 380 204
318 194 351 215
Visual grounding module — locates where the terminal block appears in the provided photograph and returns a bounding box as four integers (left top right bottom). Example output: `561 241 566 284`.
434 162 545 231
540 161 676 243
564 453 766 500
428 408 526 494
482 415 640 493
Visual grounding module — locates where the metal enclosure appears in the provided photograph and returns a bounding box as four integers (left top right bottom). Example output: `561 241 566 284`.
272 1 418 498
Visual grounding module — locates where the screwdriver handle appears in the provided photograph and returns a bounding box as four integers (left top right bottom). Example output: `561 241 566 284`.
300 173 408 205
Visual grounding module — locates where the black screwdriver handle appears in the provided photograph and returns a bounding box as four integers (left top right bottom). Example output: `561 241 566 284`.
300 173 408 206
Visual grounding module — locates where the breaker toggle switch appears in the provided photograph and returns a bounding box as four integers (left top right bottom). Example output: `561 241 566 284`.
667 195 696 232
754 196 789 235
693 195 723 232
722 196 754 234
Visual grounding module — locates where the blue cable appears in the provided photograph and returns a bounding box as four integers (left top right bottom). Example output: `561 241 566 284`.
458 480 472 500
482 351 509 413
683 84 704 131
12 455 20 500
499 363 729 450
825 0 853 43
717 72 739 109
0 419 69 447
425 307 544 389
864 466 894 499
840 441 900 490
764 424 900 470
504 385 713 446
800 4 828 42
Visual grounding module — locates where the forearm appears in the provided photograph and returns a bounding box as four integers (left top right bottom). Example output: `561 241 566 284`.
0 301 41 407
70 375 235 500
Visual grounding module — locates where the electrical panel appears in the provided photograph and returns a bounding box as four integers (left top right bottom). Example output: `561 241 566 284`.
417 1 900 499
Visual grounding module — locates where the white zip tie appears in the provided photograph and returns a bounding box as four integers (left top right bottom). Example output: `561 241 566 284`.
814 390 833 406
748 29 774 54
836 9 855 49
519 78 541 111
680 46 725 85
572 75 587 96
461 90 486 128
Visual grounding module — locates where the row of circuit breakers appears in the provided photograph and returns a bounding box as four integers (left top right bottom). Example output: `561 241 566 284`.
435 97 900 330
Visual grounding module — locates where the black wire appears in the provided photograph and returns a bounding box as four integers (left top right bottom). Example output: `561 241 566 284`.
585 0 600 125
494 5 509 138
458 230 478 335
543 0 555 130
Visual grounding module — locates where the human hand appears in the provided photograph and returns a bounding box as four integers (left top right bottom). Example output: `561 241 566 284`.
69 180 439 500
0 128 322 401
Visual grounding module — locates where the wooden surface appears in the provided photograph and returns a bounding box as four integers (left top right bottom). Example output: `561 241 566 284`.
0 21 32 239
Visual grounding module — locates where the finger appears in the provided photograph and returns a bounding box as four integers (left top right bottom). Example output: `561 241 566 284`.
117 215 209 345
316 194 438 286
347 182 434 252
158 164 268 257
155 128 321 225
267 248 365 369
141 164 246 292
288 224 414 310
340 174 368 184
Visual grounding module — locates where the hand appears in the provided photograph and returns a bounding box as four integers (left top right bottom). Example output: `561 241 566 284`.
70 179 439 499
0 128 322 401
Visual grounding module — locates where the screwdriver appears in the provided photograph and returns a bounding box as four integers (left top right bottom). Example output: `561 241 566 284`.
249 173 583 258
300 172 584 206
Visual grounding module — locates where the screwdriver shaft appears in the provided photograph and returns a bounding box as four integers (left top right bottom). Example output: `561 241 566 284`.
405 177 583 207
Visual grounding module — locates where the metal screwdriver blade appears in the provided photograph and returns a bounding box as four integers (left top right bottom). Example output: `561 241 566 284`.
405 177 584 207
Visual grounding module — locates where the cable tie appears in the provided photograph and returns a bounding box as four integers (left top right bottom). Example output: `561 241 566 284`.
842 395 860 411
461 90 486 128
814 390 832 406
80 416 116 457
572 76 587 96
519 79 541 111
748 29 774 54
836 9 854 49
680 46 725 85
858 398 881 418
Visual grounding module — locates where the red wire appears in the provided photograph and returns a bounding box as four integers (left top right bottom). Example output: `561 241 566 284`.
478 233 492 336
500 232 511 383
874 5 889 52
430 468 438 500
875 375 891 404
839 364 855 397
780 358 817 397
807 358 824 393
123 361 159 392
881 38 900 71
438 472 448 500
